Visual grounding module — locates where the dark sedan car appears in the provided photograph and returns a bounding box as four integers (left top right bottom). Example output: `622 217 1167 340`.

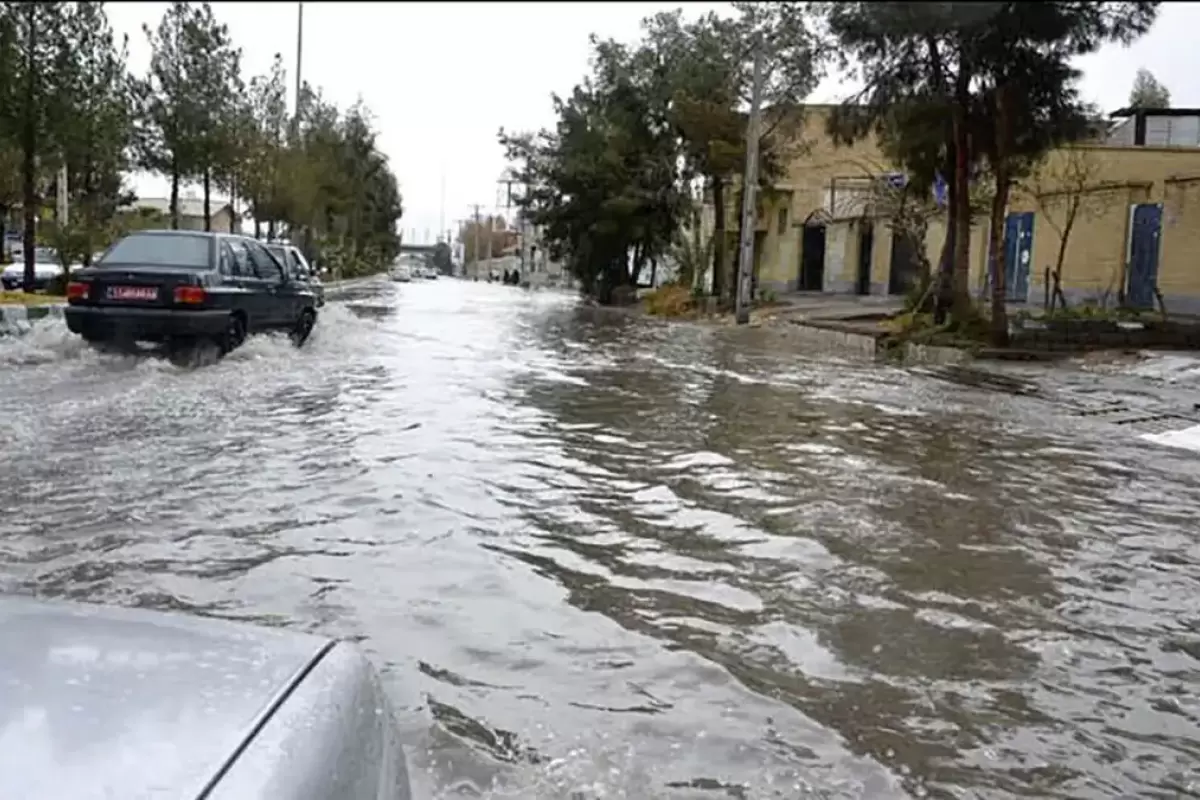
65 230 319 357
265 242 325 307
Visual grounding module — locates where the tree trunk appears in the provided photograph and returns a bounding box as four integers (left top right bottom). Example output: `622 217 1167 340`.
20 3 36 292
933 160 957 323
254 217 261 239
268 219 277 240
710 175 726 299
202 168 211 232
951 111 972 320
951 59 973 322
988 177 1010 346
169 166 180 230
229 174 238 226
729 186 746 308
989 86 1013 347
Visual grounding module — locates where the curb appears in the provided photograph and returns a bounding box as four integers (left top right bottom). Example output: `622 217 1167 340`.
787 321 972 365
323 274 388 296
0 303 65 336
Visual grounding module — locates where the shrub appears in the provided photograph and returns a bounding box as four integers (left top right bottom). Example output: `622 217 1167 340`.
644 284 695 317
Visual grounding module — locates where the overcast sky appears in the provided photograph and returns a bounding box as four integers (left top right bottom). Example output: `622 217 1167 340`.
108 1 1200 244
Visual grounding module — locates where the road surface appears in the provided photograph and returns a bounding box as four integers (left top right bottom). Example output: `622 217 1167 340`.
1 278 1199 798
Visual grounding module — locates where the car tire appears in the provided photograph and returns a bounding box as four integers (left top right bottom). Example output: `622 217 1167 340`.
291 308 317 347
218 313 247 356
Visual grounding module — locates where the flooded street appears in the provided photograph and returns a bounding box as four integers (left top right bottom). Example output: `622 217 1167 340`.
2 278 1199 799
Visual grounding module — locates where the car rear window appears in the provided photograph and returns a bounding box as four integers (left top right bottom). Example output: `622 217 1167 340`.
97 234 212 269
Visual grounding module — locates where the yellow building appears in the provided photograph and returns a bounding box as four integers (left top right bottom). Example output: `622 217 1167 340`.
702 105 1200 315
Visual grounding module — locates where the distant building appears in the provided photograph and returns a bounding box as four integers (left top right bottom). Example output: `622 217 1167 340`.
1106 107 1200 148
123 197 236 234
696 104 1200 314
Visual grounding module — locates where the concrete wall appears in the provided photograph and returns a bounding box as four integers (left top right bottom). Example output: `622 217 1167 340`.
702 117 1200 311
1009 145 1200 313
699 106 895 295
174 208 234 234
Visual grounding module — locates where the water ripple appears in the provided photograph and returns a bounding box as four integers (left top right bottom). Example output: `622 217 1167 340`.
1 281 1199 798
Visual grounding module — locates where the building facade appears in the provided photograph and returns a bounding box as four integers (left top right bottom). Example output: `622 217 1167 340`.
126 197 236 234
701 105 1200 314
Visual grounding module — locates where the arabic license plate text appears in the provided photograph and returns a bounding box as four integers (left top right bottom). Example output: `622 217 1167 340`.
107 285 158 301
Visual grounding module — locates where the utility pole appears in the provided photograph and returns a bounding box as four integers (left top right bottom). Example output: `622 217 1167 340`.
439 165 446 242
497 175 518 275
471 204 482 279
734 41 765 326
483 211 493 276
294 3 304 114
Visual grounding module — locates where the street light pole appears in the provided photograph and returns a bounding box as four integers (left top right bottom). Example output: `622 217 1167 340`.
735 41 765 326
295 2 304 115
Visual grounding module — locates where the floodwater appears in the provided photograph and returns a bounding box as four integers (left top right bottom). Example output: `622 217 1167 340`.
1 278 1199 799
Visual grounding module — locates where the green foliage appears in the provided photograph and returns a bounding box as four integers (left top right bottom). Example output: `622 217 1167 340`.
817 1 1160 342
431 241 452 273
1128 67 1170 110
0 1 402 290
500 3 825 305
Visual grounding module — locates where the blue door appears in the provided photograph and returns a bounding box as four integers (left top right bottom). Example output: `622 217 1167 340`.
1003 212 1034 302
1127 203 1162 309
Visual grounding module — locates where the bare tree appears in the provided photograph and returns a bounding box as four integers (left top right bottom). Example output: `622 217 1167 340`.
1024 148 1119 310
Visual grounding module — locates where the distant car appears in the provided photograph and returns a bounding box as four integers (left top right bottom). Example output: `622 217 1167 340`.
1 247 66 291
63 230 320 357
389 264 412 282
265 242 325 307
0 594 413 799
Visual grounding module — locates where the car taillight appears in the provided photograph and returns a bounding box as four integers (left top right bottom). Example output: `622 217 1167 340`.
66 281 89 300
173 286 207 305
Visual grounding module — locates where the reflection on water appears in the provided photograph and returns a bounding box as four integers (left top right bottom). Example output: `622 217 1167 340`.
1 279 1200 798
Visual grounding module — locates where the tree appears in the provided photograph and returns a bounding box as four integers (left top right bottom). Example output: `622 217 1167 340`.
138 1 204 230
820 2 1004 324
0 7 20 258
499 3 828 307
641 4 824 303
179 2 241 231
0 1 403 287
819 1 1160 343
46 2 136 271
1128 67 1170 110
241 53 289 238
499 33 687 303
5 1 82 290
270 86 401 273
431 240 452 274
972 3 1159 344
1024 148 1115 311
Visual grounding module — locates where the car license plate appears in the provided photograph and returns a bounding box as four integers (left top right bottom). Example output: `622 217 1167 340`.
107 285 158 301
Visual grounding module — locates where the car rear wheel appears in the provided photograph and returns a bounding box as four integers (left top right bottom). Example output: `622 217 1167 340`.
291 309 316 347
218 313 247 355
